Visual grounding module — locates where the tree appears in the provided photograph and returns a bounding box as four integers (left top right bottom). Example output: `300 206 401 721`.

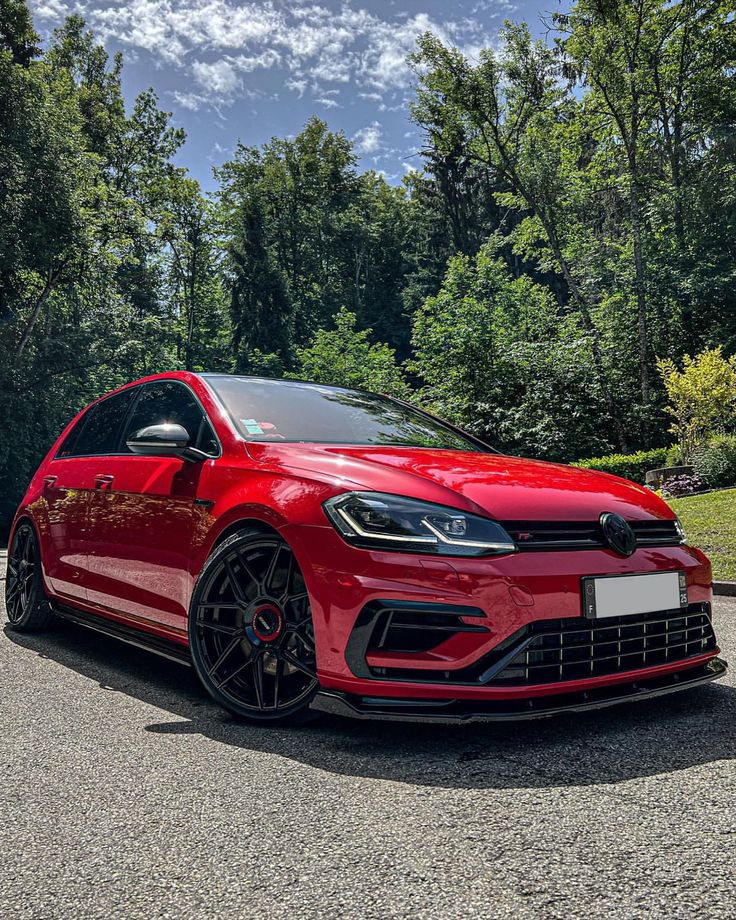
412 242 609 460
155 176 230 372
657 347 736 461
292 308 410 398
217 119 363 355
411 28 630 449
0 7 211 531
0 0 39 66
217 119 415 366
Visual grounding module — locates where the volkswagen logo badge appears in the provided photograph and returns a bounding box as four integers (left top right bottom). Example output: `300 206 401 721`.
599 512 637 557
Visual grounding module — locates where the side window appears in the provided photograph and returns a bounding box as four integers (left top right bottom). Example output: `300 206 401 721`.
122 382 218 455
60 389 137 458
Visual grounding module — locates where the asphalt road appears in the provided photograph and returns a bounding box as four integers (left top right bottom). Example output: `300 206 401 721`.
1 554 735 920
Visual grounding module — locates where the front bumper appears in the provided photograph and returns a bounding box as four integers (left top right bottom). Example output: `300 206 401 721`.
283 523 720 707
311 657 728 722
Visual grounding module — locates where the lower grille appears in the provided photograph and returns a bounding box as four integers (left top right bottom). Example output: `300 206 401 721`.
488 604 716 685
351 603 717 685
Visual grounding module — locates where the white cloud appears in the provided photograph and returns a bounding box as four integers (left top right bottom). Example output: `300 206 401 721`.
285 77 308 97
29 0 491 109
353 121 383 155
192 59 242 97
315 97 340 109
230 50 281 73
172 90 208 111
32 0 69 20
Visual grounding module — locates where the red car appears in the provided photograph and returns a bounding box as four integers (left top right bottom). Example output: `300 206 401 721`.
5 372 727 723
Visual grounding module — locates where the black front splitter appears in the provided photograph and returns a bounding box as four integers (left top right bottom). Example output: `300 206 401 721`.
311 658 728 723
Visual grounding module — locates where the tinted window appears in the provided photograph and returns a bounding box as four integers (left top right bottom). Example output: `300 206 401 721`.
122 382 218 455
60 389 136 457
204 376 485 452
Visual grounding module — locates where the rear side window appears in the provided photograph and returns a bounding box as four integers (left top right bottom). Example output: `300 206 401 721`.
58 389 137 458
122 381 218 456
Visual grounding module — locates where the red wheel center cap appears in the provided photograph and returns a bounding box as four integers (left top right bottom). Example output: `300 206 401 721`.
251 604 284 642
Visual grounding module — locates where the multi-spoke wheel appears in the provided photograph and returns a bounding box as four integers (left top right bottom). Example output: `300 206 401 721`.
189 530 319 722
5 521 54 631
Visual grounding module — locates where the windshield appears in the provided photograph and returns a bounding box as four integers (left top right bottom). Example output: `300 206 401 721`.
202 376 486 452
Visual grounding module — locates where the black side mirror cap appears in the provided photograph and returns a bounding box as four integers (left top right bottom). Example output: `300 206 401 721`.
126 423 206 462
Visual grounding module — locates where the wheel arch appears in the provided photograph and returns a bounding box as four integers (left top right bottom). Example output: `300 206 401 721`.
8 512 34 544
8 514 53 594
194 503 289 575
210 516 282 550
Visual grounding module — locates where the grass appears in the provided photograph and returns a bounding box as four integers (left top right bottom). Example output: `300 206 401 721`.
668 488 736 581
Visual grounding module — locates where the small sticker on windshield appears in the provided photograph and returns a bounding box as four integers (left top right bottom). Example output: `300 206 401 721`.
241 418 264 435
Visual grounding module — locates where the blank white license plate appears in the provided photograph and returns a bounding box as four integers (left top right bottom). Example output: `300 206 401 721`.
582 571 687 619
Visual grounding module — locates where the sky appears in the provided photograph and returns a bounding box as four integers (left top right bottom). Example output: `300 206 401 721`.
29 0 557 190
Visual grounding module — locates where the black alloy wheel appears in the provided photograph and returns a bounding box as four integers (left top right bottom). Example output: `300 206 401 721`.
5 521 54 631
189 531 319 723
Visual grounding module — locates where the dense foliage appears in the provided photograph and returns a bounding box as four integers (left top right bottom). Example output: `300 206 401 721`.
692 435 736 489
573 449 670 485
657 347 736 461
1 0 735 530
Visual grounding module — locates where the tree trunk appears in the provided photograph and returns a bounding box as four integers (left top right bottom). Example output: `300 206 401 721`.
630 178 650 414
12 269 58 367
185 229 198 372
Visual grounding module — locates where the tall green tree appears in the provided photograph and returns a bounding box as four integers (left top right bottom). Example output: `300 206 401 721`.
292 308 410 398
0 7 218 529
412 242 608 459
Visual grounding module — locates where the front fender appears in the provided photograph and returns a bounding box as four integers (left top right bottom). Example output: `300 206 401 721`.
190 462 343 576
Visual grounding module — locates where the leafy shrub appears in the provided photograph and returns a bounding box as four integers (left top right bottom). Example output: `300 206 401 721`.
291 308 410 398
661 473 705 498
573 448 669 484
665 444 684 467
692 435 736 488
657 347 736 461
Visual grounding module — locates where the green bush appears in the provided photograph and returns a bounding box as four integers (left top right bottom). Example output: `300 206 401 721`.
573 448 670 484
692 435 736 488
665 444 684 467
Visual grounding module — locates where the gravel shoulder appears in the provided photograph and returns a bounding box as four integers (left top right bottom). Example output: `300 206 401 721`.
1 553 735 920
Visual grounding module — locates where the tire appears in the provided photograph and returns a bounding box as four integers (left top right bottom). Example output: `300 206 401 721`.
5 521 55 632
188 530 320 724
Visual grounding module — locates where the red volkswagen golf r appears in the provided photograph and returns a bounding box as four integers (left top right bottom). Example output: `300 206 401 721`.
5 372 727 723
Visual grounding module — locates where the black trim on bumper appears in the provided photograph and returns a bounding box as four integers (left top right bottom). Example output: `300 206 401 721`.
311 657 728 723
345 599 487 679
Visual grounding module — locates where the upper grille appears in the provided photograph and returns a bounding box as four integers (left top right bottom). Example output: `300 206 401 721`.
503 518 681 551
488 604 716 686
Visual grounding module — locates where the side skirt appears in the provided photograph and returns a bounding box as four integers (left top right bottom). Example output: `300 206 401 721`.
52 603 192 667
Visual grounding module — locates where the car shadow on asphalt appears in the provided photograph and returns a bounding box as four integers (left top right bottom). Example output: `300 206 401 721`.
6 620 735 790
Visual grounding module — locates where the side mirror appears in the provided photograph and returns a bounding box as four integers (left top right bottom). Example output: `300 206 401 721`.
126 423 207 462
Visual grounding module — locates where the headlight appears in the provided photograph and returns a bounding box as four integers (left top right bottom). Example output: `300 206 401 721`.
323 492 517 557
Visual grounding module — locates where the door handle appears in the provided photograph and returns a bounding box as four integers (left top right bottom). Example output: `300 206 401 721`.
94 474 115 490
42 475 58 489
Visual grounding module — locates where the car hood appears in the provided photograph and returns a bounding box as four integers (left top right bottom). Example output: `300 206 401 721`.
247 443 672 522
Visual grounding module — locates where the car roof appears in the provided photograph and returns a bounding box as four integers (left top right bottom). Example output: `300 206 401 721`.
199 373 366 396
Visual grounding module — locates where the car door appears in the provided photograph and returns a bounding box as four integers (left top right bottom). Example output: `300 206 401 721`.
84 380 219 635
41 388 138 604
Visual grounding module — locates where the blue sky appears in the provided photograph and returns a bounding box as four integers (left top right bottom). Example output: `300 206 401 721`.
30 0 557 190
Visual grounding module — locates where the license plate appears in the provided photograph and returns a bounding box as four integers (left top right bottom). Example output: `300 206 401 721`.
582 571 687 619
